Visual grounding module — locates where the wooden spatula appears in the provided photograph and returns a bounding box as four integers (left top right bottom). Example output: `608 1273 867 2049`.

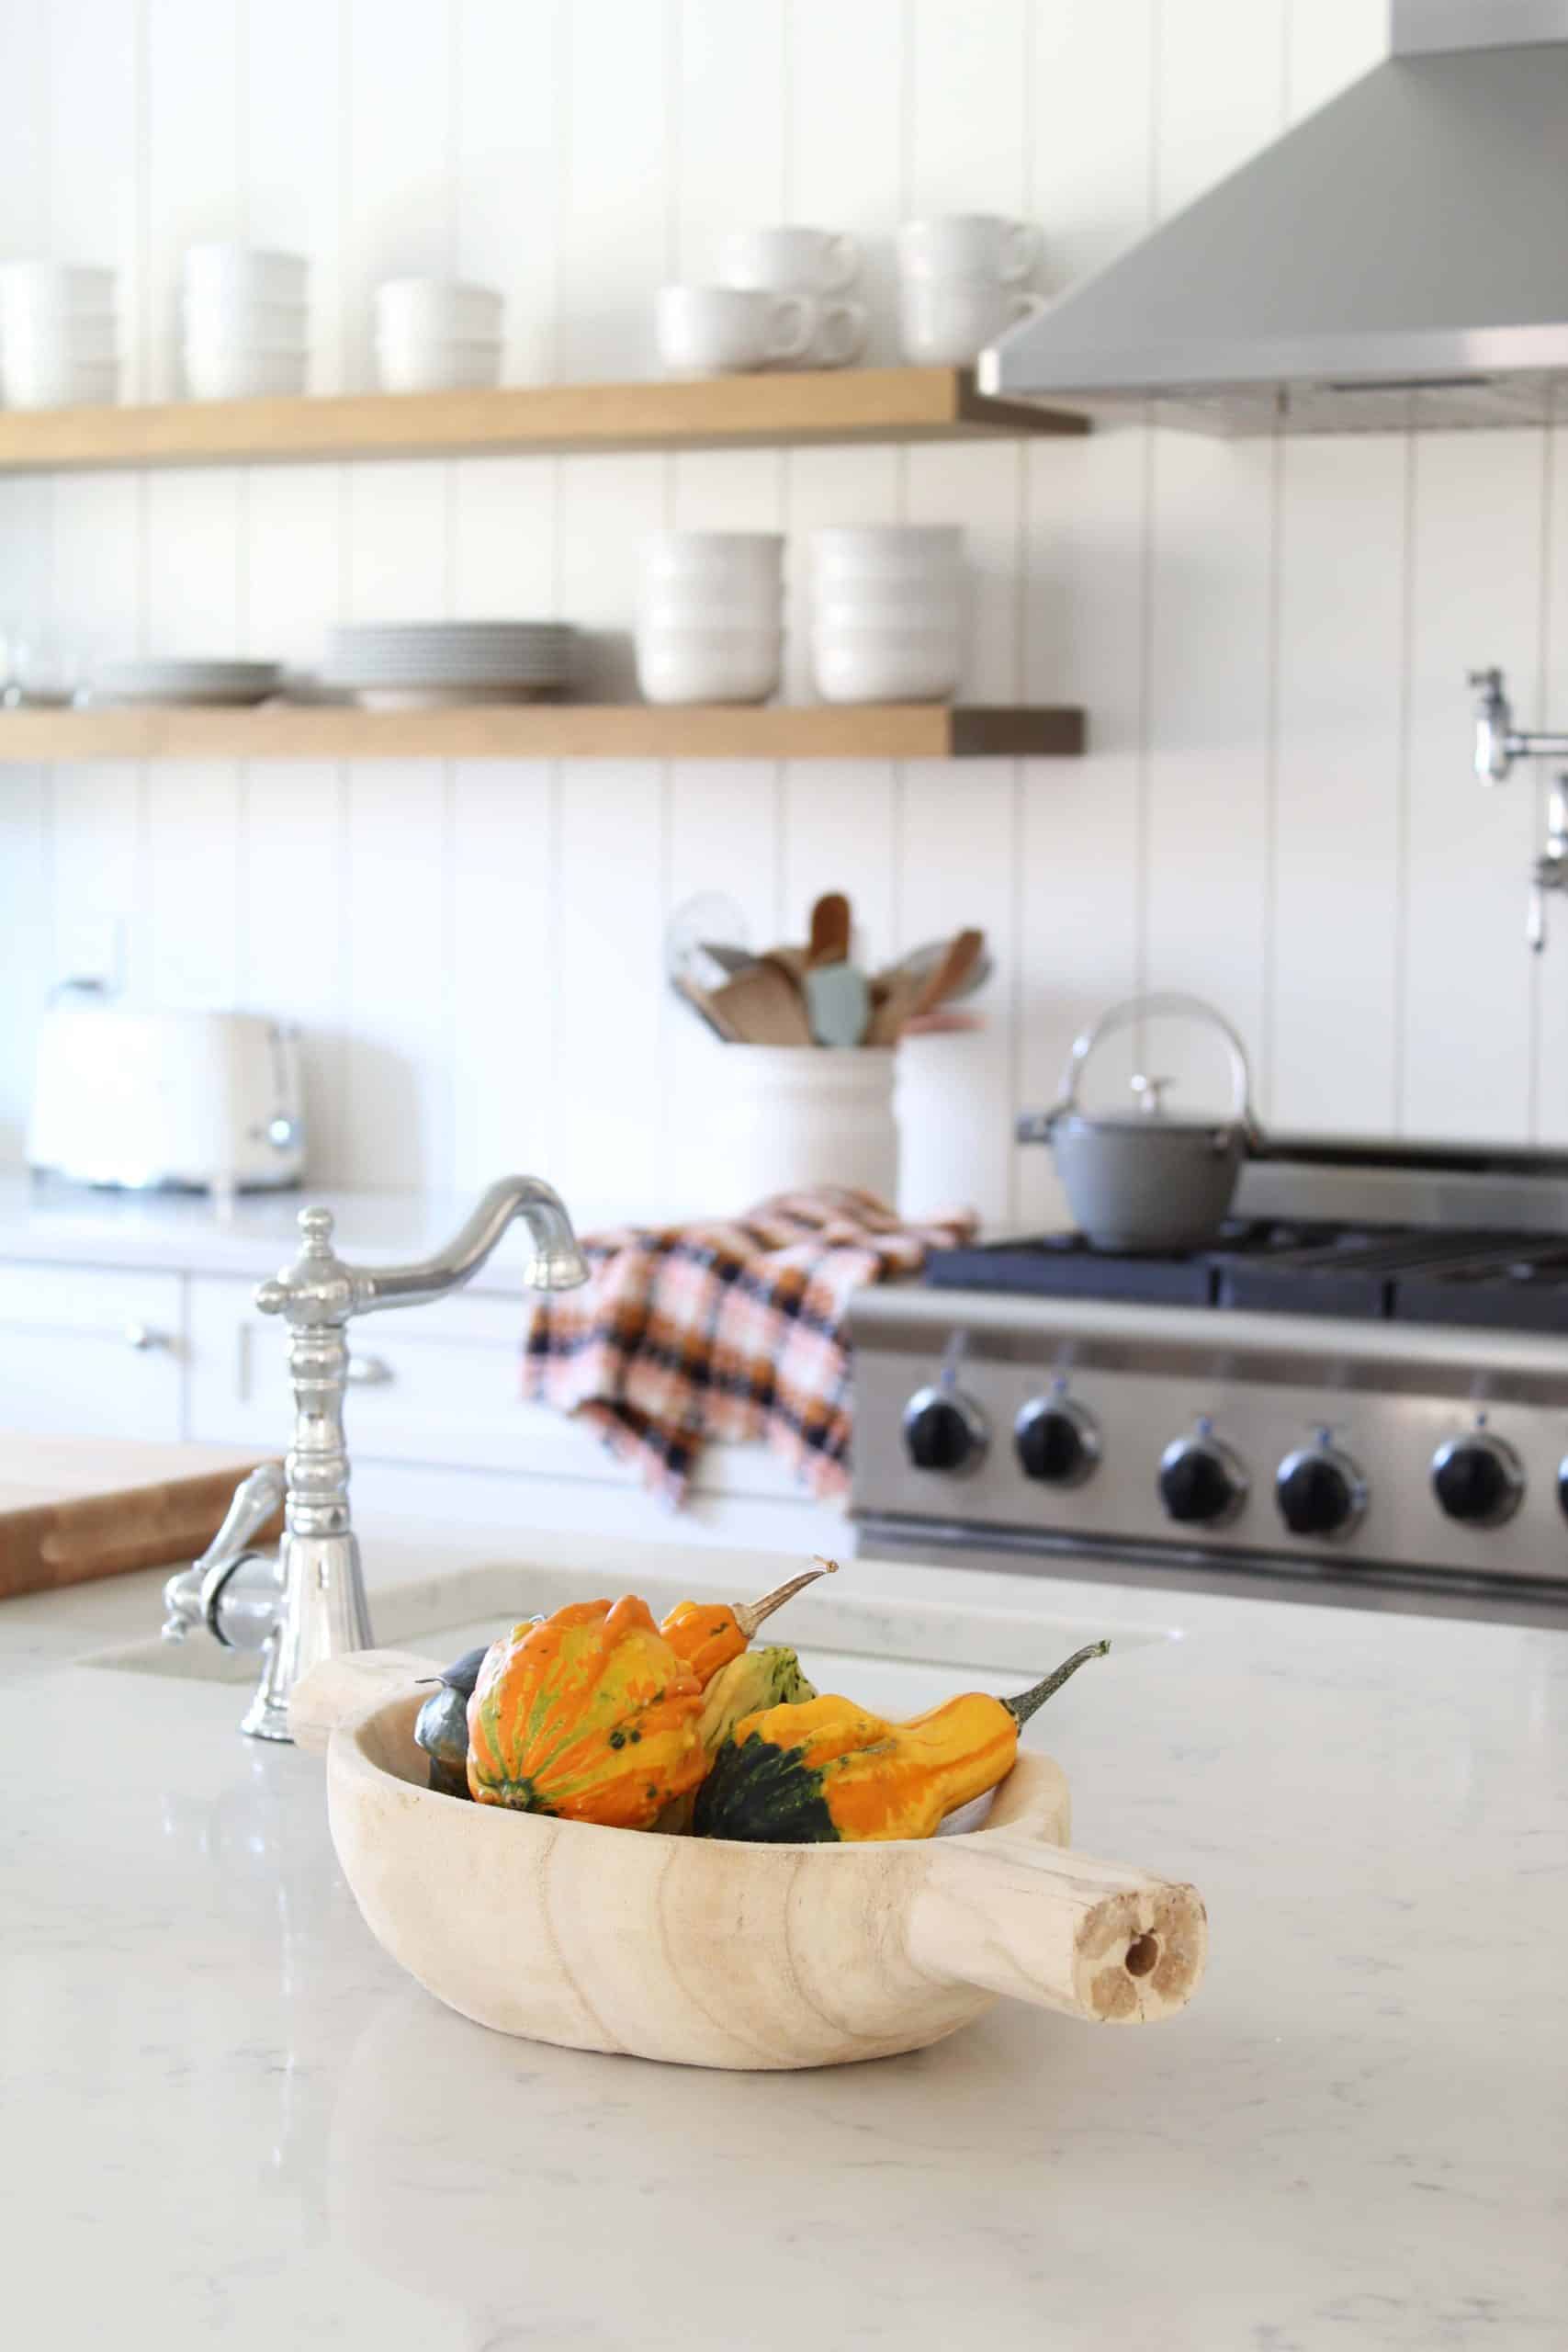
708 956 816 1045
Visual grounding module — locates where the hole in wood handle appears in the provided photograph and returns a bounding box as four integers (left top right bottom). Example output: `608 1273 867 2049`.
1124 1932 1159 1977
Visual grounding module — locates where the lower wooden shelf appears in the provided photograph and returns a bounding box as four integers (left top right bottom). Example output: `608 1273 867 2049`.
0 702 1084 762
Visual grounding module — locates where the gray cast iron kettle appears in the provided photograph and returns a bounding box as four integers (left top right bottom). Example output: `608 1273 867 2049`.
1017 991 1261 1251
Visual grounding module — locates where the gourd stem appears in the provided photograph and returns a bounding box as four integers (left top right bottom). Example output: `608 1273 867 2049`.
732 1557 838 1640
1002 1639 1111 1728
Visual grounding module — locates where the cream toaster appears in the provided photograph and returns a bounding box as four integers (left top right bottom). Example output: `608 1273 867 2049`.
28 997 306 1192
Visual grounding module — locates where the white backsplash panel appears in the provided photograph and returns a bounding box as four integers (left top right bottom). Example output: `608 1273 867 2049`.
2 0 1561 1213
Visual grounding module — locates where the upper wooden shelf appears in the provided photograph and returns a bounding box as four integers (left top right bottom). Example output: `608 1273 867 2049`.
0 367 1085 476
0 701 1083 763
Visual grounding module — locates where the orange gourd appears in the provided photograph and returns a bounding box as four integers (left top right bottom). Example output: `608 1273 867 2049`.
692 1641 1111 1844
466 1595 706 1829
660 1559 835 1687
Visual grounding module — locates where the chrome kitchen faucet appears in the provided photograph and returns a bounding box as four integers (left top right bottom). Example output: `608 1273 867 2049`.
161 1176 588 1740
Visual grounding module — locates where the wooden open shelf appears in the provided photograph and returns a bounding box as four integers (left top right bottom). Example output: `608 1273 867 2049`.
0 367 1084 477
0 701 1084 763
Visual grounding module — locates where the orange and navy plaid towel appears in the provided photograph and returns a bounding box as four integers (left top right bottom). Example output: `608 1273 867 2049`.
521 1187 977 1509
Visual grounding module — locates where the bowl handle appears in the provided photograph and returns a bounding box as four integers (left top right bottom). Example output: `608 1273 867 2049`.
908 1831 1207 2024
289 1648 445 1755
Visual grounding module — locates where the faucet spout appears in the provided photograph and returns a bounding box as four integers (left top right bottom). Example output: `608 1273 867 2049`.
348 1175 589 1313
197 1174 589 1742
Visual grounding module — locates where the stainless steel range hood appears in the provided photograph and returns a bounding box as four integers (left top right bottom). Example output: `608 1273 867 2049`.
979 0 1568 435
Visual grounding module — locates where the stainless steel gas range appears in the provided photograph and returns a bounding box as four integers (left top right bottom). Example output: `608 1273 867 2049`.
850 1143 1568 1625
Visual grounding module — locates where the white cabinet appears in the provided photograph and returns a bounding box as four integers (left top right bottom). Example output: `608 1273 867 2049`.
0 1259 186 1439
183 1272 845 1548
186 1275 621 1477
0 1255 845 1553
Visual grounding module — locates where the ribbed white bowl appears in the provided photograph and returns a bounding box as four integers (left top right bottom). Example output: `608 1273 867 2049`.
637 622 781 705
811 625 961 704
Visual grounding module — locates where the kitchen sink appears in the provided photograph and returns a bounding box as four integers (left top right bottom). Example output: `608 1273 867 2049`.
81 1553 1168 1718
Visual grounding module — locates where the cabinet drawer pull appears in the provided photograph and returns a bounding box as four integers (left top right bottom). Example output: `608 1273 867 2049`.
345 1352 395 1387
124 1322 172 1352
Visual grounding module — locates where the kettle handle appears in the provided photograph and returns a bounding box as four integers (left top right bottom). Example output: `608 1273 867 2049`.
1043 991 1257 1136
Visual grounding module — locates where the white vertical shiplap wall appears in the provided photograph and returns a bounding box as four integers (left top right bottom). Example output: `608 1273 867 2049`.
1 0 1562 1203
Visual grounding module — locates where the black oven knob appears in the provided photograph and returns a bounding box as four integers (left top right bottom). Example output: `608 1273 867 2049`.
903 1385 988 1476
1158 1431 1247 1526
1275 1442 1367 1541
1431 1430 1524 1526
1015 1396 1100 1487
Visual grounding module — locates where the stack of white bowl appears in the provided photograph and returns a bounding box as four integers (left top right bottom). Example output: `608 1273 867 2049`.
637 532 784 706
184 245 308 399
321 621 575 709
375 280 502 393
810 526 964 704
0 264 118 410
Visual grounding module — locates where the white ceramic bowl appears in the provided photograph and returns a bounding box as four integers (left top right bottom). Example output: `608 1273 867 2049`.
3 314 119 362
641 529 784 583
183 244 308 302
183 344 307 399
638 593 783 637
811 625 961 703
182 294 309 348
375 278 502 338
812 584 963 630
2 356 119 410
375 336 502 393
637 623 782 706
0 261 116 316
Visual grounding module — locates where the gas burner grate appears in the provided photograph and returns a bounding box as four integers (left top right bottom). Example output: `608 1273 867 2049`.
926 1223 1568 1331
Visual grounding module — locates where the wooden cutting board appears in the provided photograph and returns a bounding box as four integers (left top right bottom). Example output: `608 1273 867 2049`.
0 1436 283 1601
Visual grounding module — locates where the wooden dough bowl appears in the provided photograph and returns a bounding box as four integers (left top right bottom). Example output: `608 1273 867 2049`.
293 1650 1208 2072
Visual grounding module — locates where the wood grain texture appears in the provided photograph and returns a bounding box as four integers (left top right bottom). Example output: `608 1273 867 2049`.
0 370 1084 477
299 1653 1207 2069
0 1437 279 1598
0 703 1086 762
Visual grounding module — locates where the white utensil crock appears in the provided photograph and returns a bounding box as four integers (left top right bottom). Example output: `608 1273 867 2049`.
703 1046 897 1212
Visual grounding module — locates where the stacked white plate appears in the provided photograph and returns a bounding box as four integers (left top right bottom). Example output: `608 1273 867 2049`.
0 263 119 410
810 526 964 704
90 658 283 707
321 622 575 709
184 245 308 400
375 279 502 393
637 532 784 705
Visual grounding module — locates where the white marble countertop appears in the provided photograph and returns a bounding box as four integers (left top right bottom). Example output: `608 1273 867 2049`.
0 1173 690 1283
4 1516 1565 2348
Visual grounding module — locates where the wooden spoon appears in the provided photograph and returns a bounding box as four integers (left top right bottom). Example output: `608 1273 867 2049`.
807 891 852 968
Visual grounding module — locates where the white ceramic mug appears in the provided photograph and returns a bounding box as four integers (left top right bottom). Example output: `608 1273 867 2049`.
656 284 816 375
897 281 1045 367
897 213 1039 285
719 225 860 294
795 300 867 369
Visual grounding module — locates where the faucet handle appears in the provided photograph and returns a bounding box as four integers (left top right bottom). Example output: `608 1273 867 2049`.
161 1462 285 1644
255 1204 359 1327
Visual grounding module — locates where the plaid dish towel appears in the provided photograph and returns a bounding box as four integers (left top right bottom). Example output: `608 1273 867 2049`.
521 1187 977 1509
